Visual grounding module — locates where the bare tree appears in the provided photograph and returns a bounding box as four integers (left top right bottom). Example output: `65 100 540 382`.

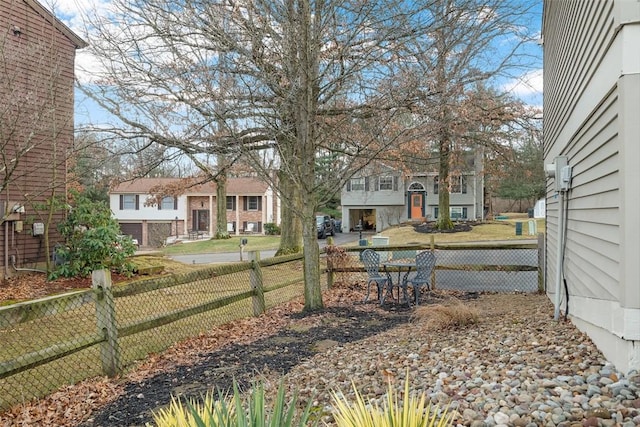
396 0 540 229
76 0 538 308
76 0 433 309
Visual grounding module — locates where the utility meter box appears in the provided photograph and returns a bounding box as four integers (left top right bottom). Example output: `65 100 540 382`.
33 222 45 236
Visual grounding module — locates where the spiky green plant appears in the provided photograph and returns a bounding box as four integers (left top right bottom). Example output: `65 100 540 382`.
149 381 317 427
329 375 453 427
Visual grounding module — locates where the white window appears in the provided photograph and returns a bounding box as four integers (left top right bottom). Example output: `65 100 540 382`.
378 176 393 191
160 196 176 210
122 195 136 210
350 177 365 191
450 176 467 194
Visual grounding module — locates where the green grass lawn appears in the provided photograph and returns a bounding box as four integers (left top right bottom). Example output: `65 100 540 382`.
161 214 544 255
162 235 281 255
379 217 545 244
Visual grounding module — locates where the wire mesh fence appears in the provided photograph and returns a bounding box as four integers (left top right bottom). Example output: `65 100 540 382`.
0 252 307 412
326 242 542 295
0 242 539 413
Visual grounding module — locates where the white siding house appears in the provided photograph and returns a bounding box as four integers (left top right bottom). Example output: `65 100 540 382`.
340 163 484 232
543 0 640 373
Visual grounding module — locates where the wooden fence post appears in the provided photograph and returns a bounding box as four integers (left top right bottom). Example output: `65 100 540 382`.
249 251 265 316
92 269 121 377
430 235 436 290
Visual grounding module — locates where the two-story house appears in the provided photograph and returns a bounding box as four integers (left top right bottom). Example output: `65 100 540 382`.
110 177 280 247
341 160 484 233
0 0 86 277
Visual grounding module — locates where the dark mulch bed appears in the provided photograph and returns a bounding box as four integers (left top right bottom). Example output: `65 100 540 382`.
413 221 475 234
81 306 410 427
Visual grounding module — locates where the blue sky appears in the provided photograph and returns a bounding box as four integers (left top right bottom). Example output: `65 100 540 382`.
44 0 543 126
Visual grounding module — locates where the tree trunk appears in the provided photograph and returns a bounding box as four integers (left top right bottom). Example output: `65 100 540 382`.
276 171 302 255
301 202 323 311
437 133 454 230
214 162 230 239
296 0 323 311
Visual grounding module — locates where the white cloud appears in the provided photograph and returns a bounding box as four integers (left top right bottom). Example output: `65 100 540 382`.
503 69 543 98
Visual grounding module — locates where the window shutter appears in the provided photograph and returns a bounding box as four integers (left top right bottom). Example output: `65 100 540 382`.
434 179 439 194
243 197 247 210
233 197 237 211
434 207 439 218
174 197 178 210
365 177 370 191
393 177 398 191
258 222 262 232
135 195 139 210
158 197 162 210
242 221 247 231
346 180 351 192
462 176 467 194
374 177 379 191
119 195 123 210
258 197 262 211
462 207 468 218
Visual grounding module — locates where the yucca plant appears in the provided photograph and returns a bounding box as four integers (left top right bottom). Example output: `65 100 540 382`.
150 381 318 427
329 375 453 427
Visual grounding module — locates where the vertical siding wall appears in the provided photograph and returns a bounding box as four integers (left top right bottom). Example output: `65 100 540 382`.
0 0 78 271
543 0 640 372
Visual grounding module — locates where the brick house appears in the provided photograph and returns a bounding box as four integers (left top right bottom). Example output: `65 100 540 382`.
110 177 280 247
0 0 86 277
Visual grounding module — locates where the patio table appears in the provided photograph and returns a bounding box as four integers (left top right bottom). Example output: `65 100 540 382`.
382 259 416 304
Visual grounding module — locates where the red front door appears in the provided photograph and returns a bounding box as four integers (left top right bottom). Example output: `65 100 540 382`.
410 193 424 219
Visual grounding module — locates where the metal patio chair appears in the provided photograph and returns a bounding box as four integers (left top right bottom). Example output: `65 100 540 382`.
361 249 390 304
403 251 436 305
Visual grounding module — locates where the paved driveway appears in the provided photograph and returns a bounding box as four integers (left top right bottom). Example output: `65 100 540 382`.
169 231 362 264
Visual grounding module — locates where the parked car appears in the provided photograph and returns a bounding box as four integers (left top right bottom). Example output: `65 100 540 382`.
316 215 335 239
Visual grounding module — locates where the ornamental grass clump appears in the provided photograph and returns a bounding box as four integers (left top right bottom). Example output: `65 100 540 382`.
150 381 317 427
412 302 480 330
329 375 453 427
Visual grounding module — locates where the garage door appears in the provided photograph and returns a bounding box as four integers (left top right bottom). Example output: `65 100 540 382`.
119 223 142 244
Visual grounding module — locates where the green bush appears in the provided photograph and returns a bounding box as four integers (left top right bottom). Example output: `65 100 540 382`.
51 192 136 279
150 381 317 427
263 223 281 235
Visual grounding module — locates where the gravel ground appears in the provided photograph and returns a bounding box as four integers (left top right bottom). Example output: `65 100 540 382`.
283 292 640 427
79 289 640 427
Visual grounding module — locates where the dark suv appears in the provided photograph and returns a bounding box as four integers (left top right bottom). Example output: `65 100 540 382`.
316 215 335 239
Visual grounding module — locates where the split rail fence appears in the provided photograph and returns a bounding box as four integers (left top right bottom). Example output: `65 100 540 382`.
0 239 542 412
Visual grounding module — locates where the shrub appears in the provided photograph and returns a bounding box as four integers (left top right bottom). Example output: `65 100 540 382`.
51 192 136 279
330 375 453 426
263 223 281 235
150 381 317 427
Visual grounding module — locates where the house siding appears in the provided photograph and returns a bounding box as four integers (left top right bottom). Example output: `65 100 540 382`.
0 0 84 275
543 0 640 372
341 170 481 232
